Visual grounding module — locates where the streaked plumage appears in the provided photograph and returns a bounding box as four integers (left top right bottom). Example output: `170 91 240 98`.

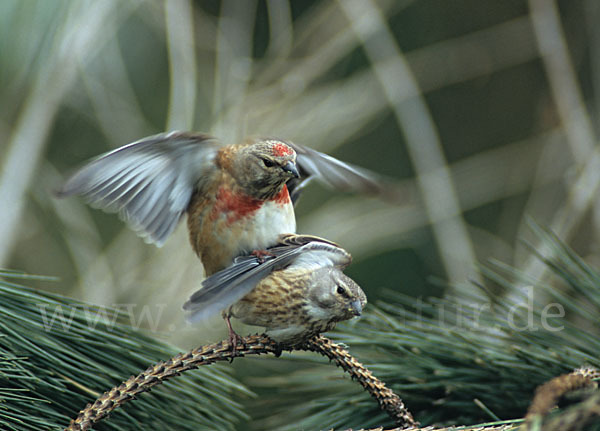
58 131 393 275
183 234 367 345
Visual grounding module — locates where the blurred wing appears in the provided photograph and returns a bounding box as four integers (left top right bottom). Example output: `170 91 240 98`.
57 132 222 246
183 234 351 322
288 143 402 205
183 247 296 323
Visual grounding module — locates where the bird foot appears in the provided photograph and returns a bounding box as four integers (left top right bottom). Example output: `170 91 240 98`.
228 331 241 359
224 314 244 360
251 249 275 263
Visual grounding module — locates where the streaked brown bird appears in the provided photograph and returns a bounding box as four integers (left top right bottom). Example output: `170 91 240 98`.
58 131 396 275
183 234 366 346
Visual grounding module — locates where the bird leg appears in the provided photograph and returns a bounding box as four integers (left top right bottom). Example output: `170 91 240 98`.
251 249 275 263
223 313 241 358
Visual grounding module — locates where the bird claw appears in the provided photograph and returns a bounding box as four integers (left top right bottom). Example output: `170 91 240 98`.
228 331 240 360
251 249 275 264
224 314 244 361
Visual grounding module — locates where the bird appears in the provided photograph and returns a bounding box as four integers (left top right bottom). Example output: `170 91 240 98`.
58 131 397 275
183 234 366 347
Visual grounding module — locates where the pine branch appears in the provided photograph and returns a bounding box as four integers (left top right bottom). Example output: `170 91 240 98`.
6 225 600 430
67 335 417 430
300 336 417 428
526 368 598 418
80 332 600 431
522 366 600 431
244 224 600 429
0 271 249 430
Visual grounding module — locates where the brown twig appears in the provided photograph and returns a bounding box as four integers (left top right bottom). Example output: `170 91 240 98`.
66 334 278 430
521 366 600 431
526 367 598 418
300 335 417 428
66 334 600 431
65 334 415 431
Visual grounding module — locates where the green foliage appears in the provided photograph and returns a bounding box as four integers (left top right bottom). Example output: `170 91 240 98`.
0 270 251 431
245 225 600 430
2 229 599 431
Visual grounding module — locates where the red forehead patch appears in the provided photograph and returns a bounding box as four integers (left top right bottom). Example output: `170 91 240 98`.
272 142 294 157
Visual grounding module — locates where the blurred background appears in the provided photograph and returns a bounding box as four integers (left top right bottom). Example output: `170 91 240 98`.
1 0 598 349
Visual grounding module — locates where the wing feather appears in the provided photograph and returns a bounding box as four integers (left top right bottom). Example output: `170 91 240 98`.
58 132 222 246
287 142 403 204
183 234 351 323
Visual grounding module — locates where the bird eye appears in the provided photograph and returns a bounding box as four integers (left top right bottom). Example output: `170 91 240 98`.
336 285 346 295
262 158 276 168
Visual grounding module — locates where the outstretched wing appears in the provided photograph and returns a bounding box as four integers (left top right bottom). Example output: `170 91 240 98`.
287 143 402 205
57 132 222 246
183 234 351 322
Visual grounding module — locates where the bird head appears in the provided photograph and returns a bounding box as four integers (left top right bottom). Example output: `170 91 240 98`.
308 267 367 323
233 139 299 199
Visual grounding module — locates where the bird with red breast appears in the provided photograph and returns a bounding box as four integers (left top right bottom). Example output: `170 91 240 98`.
58 131 397 276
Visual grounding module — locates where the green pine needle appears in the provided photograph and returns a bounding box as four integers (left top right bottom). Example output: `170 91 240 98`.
0 271 252 431
244 225 600 430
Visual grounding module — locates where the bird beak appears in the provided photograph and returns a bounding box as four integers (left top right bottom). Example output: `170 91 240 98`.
282 161 300 178
350 299 363 316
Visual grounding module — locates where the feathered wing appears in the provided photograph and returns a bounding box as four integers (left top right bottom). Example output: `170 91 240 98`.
287 142 402 204
183 234 351 323
57 132 222 246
